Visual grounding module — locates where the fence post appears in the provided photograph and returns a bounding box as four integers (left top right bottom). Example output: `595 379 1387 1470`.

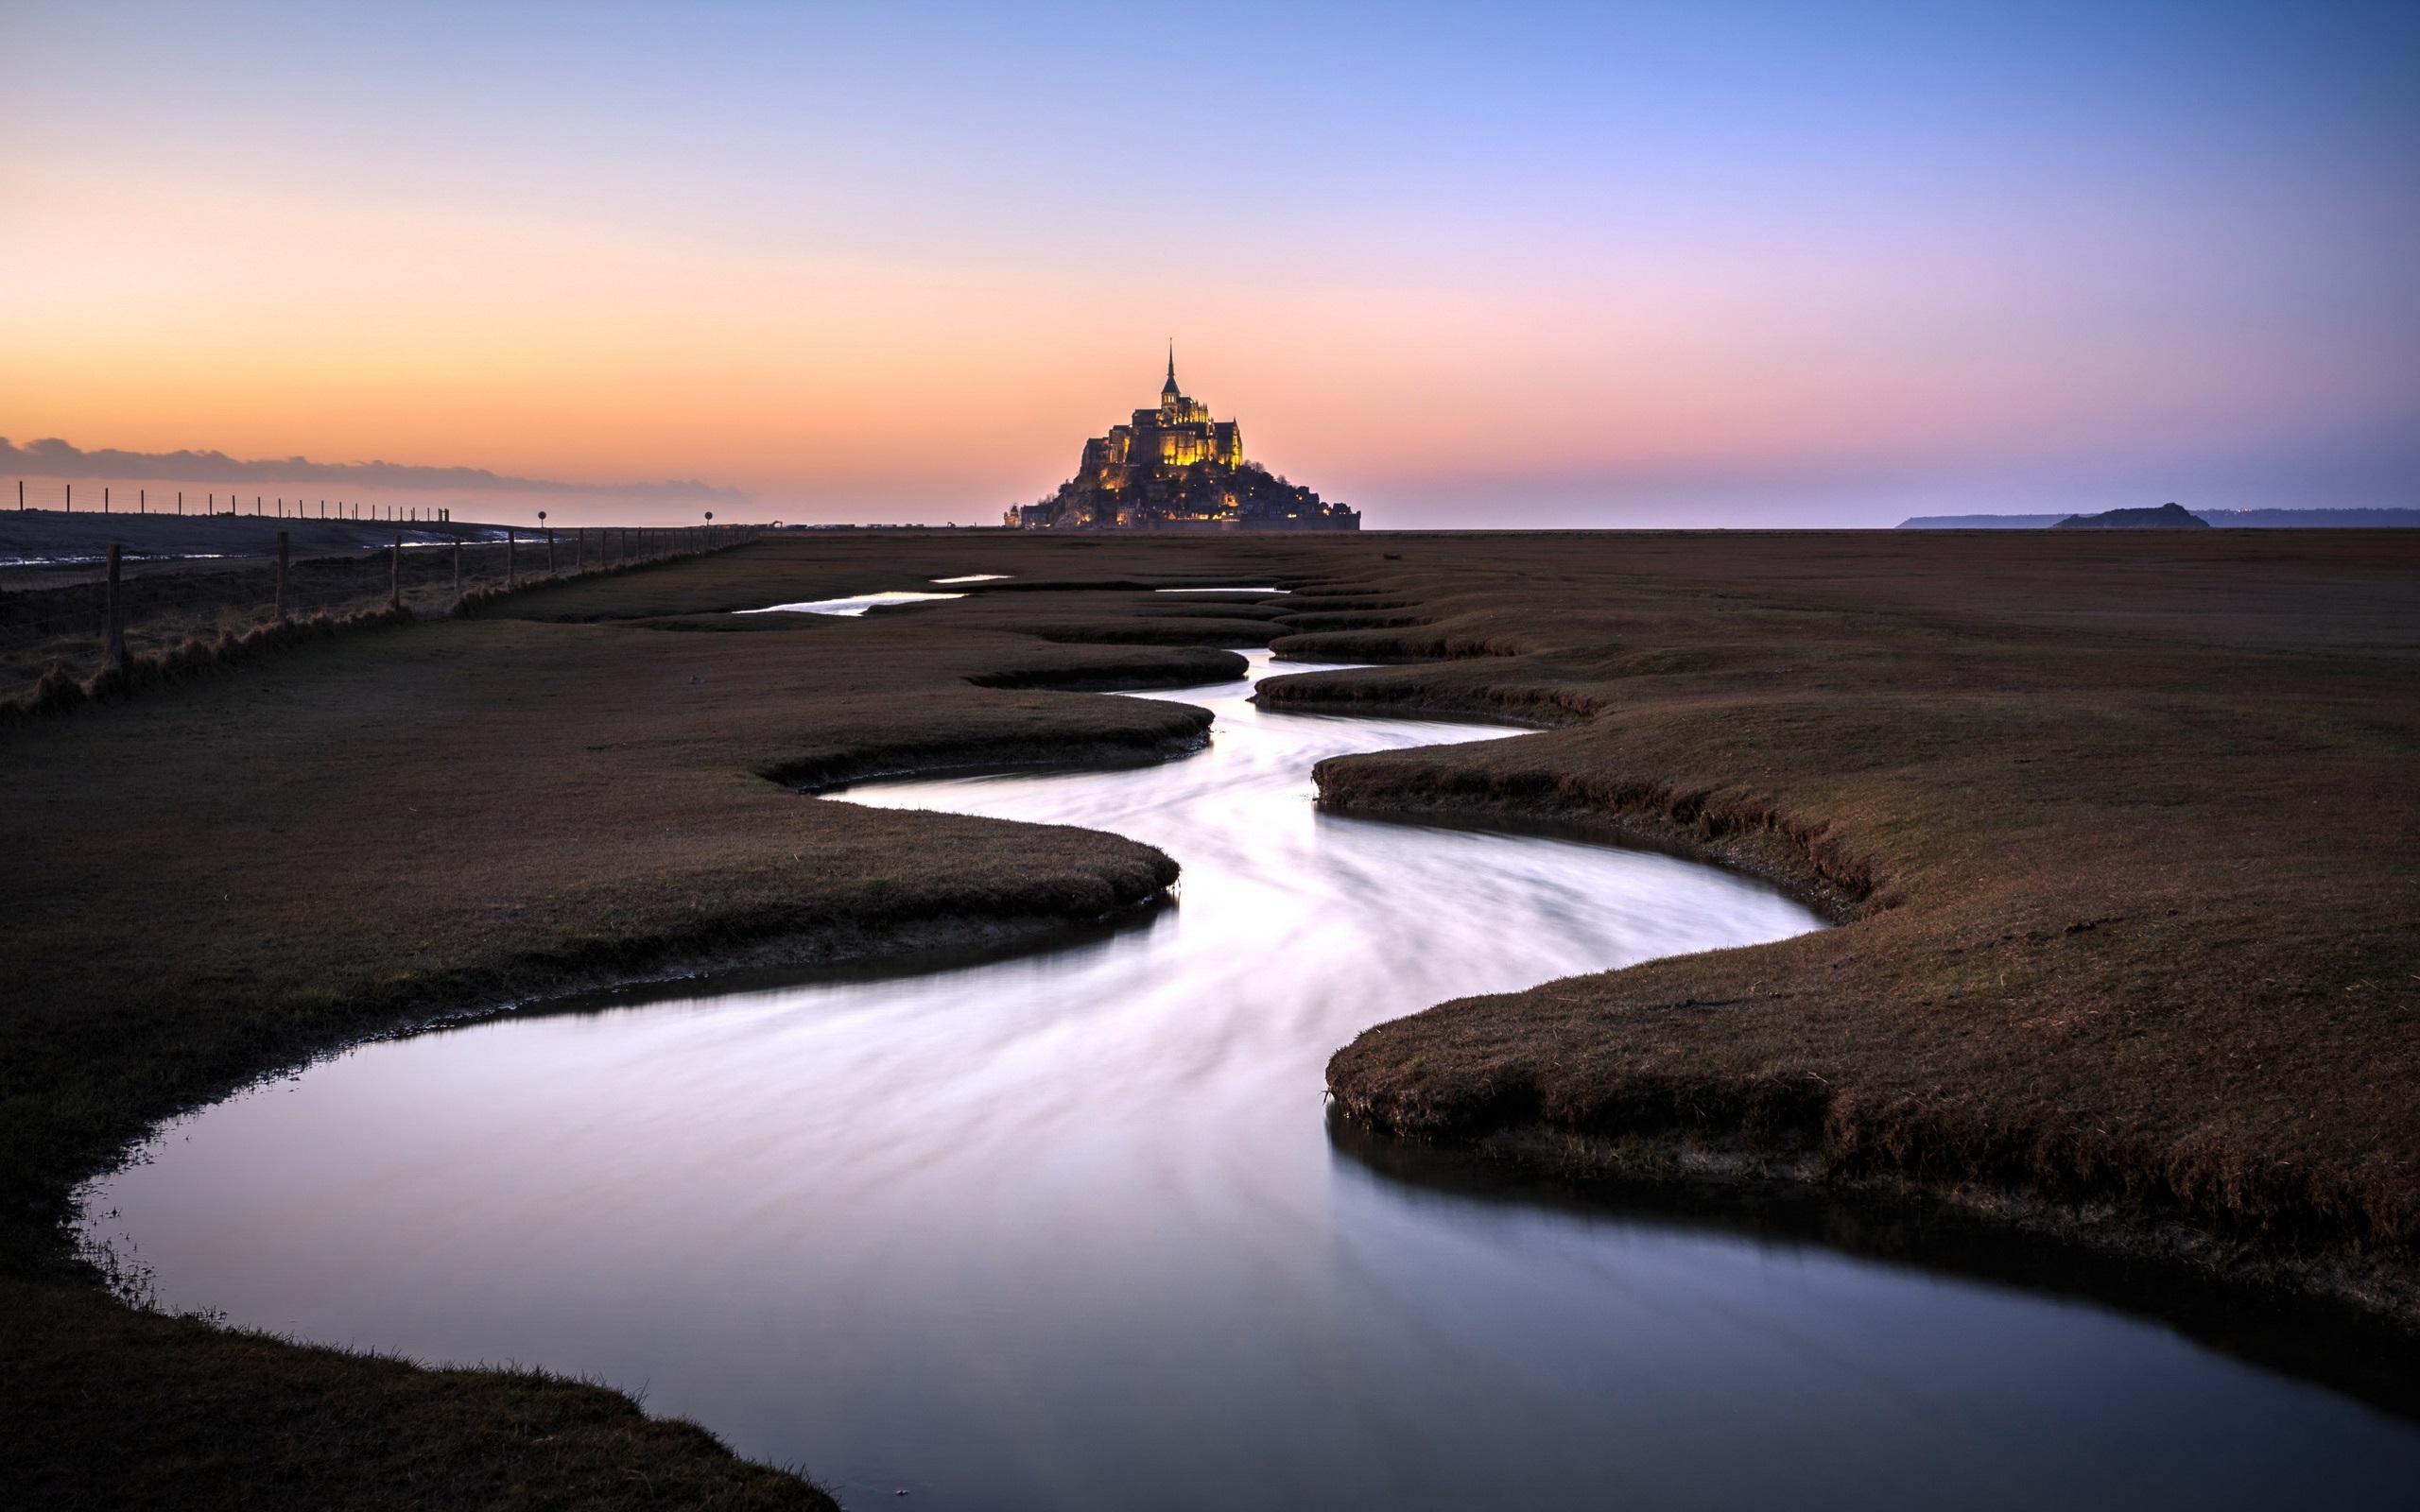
452 536 462 592
276 531 289 618
508 528 517 586
389 535 402 610
104 543 127 669
546 527 557 575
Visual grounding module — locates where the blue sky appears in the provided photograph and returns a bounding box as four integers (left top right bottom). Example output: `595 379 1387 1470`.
3 1 2413 524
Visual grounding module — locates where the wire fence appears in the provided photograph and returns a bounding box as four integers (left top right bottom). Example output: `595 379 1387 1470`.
9 478 463 524
2 525 759 705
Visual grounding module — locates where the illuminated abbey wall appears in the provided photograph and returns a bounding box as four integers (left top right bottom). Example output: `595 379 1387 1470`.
1013 359 1357 531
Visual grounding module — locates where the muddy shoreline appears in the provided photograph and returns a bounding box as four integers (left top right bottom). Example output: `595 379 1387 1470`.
1315 779 2420 1338
1278 533 2418 1364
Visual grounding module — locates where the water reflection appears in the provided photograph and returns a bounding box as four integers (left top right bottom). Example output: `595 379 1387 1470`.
82 654 2420 1510
1326 1114 2420 1427
738 590 965 615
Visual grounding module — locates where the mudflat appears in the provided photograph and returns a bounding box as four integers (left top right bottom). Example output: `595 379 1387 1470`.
2 527 2414 1502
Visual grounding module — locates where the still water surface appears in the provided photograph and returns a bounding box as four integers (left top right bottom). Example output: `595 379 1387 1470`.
86 654 2420 1508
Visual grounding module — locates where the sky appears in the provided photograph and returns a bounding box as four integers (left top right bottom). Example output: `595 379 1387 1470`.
2 1 2415 527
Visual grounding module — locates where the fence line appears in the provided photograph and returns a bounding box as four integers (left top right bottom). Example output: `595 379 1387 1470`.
3 525 762 719
8 478 477 524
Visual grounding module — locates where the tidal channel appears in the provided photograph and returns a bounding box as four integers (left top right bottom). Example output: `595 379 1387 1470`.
82 653 2420 1508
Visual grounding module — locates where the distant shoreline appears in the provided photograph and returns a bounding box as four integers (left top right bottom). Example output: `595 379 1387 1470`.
1899 507 2420 529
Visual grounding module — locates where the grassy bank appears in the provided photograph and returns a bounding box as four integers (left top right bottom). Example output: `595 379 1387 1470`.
1270 530 2420 1323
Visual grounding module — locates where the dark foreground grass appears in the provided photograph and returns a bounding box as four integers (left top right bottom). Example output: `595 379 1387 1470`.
6 526 2416 1501
1 1278 829 1511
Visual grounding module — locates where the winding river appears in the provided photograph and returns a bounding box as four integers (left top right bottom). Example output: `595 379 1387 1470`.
82 653 2420 1508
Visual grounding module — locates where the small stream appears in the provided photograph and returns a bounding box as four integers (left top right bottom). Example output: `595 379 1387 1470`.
82 653 2420 1508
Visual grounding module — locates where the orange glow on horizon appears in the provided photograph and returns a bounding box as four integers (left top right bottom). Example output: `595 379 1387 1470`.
3 152 2404 524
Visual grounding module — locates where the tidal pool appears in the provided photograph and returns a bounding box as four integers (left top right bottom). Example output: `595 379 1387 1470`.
740 590 967 615
83 653 2420 1509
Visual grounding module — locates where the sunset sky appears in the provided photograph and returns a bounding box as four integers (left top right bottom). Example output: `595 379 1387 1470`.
3 2 2414 526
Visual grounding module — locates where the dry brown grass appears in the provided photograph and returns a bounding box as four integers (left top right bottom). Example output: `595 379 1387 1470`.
1268 530 2420 1319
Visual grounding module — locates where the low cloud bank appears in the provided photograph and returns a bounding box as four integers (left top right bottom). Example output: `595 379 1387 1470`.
1 437 749 504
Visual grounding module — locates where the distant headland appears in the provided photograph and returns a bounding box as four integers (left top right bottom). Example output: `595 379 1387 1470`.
1009 355 1359 531
1899 506 2420 529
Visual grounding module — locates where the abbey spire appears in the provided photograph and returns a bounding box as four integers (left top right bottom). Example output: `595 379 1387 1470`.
1008 354 1359 531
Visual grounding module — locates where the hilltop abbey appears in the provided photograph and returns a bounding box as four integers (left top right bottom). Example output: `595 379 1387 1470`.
1008 355 1359 530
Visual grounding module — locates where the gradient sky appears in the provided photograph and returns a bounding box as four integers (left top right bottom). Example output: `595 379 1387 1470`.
3 1 2415 526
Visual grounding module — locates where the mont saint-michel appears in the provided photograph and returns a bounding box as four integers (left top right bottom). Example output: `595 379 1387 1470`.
1008 357 1360 530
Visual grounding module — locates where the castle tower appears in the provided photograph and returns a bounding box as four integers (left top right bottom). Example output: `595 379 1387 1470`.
1028 351 1355 528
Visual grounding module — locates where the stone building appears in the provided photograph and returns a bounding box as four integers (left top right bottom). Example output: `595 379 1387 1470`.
1010 356 1358 530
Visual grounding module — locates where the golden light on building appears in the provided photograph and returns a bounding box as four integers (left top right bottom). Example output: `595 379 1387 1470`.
1013 352 1357 531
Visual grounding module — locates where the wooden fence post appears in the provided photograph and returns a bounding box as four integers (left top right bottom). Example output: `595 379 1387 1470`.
453 536 462 592
276 531 289 618
546 527 557 575
508 528 517 587
389 536 402 610
104 543 128 669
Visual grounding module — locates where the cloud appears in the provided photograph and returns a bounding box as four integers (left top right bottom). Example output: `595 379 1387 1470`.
0 437 749 504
